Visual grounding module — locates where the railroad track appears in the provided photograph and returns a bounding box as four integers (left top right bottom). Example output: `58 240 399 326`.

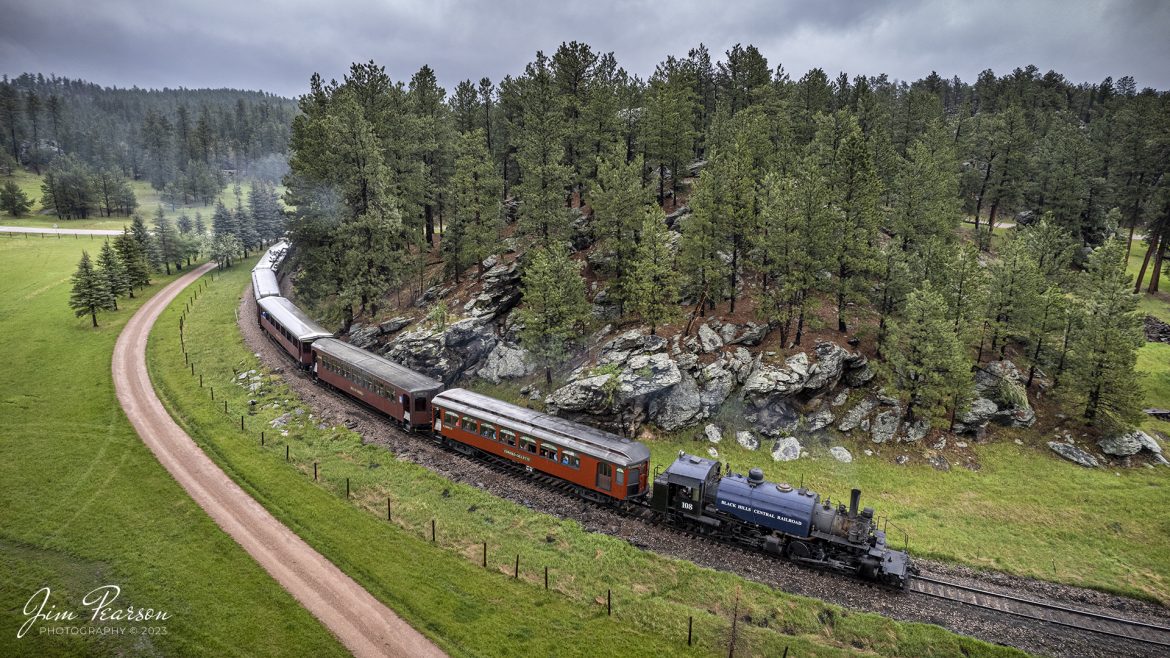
911 574 1170 648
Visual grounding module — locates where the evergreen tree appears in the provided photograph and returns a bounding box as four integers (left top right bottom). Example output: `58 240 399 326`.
193 211 206 236
884 281 972 427
211 200 238 240
0 180 32 216
1064 239 1144 429
234 186 260 256
96 240 128 310
176 212 192 235
552 41 599 206
626 207 681 334
678 166 726 314
587 147 652 311
409 64 454 246
445 129 501 279
933 243 989 349
642 57 698 204
69 251 114 328
115 228 151 295
518 245 590 385
131 213 162 271
515 52 572 245
152 206 181 274
40 154 96 219
979 236 1043 362
890 122 960 250
210 233 243 269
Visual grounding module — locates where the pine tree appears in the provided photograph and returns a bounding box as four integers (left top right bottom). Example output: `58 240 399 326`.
235 187 260 256
115 228 151 295
552 41 599 206
194 211 206 236
176 212 192 235
626 207 681 334
96 240 128 310
678 167 726 315
884 281 972 427
69 251 114 328
130 213 162 272
890 122 960 250
445 129 502 279
933 243 989 350
153 206 181 274
642 57 698 205
0 180 32 216
587 147 651 310
979 236 1043 362
1064 239 1144 429
518 245 590 385
515 52 572 245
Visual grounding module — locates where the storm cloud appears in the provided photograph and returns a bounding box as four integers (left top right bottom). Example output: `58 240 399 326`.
2 0 1167 97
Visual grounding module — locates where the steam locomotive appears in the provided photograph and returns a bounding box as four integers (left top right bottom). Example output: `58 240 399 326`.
249 242 913 588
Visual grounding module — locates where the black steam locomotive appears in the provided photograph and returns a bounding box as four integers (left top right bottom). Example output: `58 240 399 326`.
652 452 912 587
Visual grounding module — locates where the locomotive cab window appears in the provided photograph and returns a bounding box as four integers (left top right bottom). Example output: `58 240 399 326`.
539 443 558 461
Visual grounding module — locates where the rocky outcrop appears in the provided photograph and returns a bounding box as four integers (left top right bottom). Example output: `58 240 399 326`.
1048 442 1100 468
771 437 802 462
347 323 381 349
382 317 497 385
1145 315 1170 344
955 360 1035 435
807 408 835 432
743 352 810 400
651 371 703 431
900 419 929 443
697 323 723 353
477 343 535 384
467 261 522 321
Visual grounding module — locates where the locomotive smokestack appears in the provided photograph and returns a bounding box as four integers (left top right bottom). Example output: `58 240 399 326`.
849 489 861 517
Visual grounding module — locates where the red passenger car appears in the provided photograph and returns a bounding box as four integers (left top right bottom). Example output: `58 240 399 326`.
431 388 650 502
311 338 442 430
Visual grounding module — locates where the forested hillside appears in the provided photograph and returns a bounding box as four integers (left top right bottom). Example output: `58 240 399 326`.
0 73 295 216
282 43 1168 445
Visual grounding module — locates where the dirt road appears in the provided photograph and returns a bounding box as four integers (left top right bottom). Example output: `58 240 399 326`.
0 225 122 235
111 262 445 658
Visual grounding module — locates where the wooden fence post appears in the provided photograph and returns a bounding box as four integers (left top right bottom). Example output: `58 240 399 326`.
688 616 693 646
313 462 317 481
607 589 611 616
431 519 436 542
514 554 519 579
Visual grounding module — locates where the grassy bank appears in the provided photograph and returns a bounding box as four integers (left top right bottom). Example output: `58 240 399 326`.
145 262 1024 656
0 239 346 656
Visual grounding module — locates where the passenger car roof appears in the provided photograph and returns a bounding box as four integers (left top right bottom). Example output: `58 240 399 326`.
312 338 442 395
257 296 333 342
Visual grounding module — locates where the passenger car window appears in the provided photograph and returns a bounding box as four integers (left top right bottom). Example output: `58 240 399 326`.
480 424 496 440
539 443 558 461
461 416 477 432
444 411 458 426
520 437 537 453
500 430 516 446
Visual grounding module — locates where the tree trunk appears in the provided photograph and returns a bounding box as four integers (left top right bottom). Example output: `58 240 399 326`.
1134 234 1159 293
90 307 98 328
424 204 435 246
658 164 665 205
545 366 552 387
729 242 738 314
1150 238 1166 293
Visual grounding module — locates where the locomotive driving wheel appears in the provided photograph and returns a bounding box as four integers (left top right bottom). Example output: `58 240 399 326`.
787 540 811 559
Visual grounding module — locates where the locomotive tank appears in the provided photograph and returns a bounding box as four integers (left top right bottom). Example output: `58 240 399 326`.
713 469 817 538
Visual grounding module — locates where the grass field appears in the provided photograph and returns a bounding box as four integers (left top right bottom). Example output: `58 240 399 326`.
0 169 279 231
145 262 1025 657
0 239 347 656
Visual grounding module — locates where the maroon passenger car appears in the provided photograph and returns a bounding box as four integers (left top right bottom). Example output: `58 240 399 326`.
311 338 442 430
431 388 650 502
256 296 334 367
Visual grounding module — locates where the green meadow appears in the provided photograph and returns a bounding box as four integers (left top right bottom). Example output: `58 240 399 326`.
144 260 1025 656
0 237 346 657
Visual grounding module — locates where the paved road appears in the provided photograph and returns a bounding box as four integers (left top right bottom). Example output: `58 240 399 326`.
111 262 445 658
0 225 122 235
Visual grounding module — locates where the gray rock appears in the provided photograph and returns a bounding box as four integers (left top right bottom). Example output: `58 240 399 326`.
901 419 930 443
871 409 901 444
676 352 699 373
746 398 800 437
698 359 735 413
831 391 849 407
844 365 875 387
1135 430 1163 454
1048 442 1100 468
807 408 835 432
728 322 768 347
383 317 497 385
895 455 910 465
697 323 724 353
718 322 739 344
270 413 291 428
771 437 802 462
348 324 380 349
928 455 950 471
743 352 810 399
736 431 759 451
955 397 999 434
546 374 614 414
707 447 720 459
728 348 754 385
481 254 499 270
838 398 878 432
1098 431 1144 457
599 330 667 365
378 316 412 335
477 343 535 384
704 424 723 444
804 341 849 391
617 352 682 399
829 446 853 463
651 371 704 431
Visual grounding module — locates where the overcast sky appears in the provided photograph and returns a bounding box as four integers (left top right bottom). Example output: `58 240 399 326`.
2 0 1168 98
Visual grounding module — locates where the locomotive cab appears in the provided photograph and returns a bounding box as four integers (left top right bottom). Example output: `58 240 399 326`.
652 452 721 516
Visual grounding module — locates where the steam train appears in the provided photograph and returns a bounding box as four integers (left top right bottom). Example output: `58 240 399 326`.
249 242 913 587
